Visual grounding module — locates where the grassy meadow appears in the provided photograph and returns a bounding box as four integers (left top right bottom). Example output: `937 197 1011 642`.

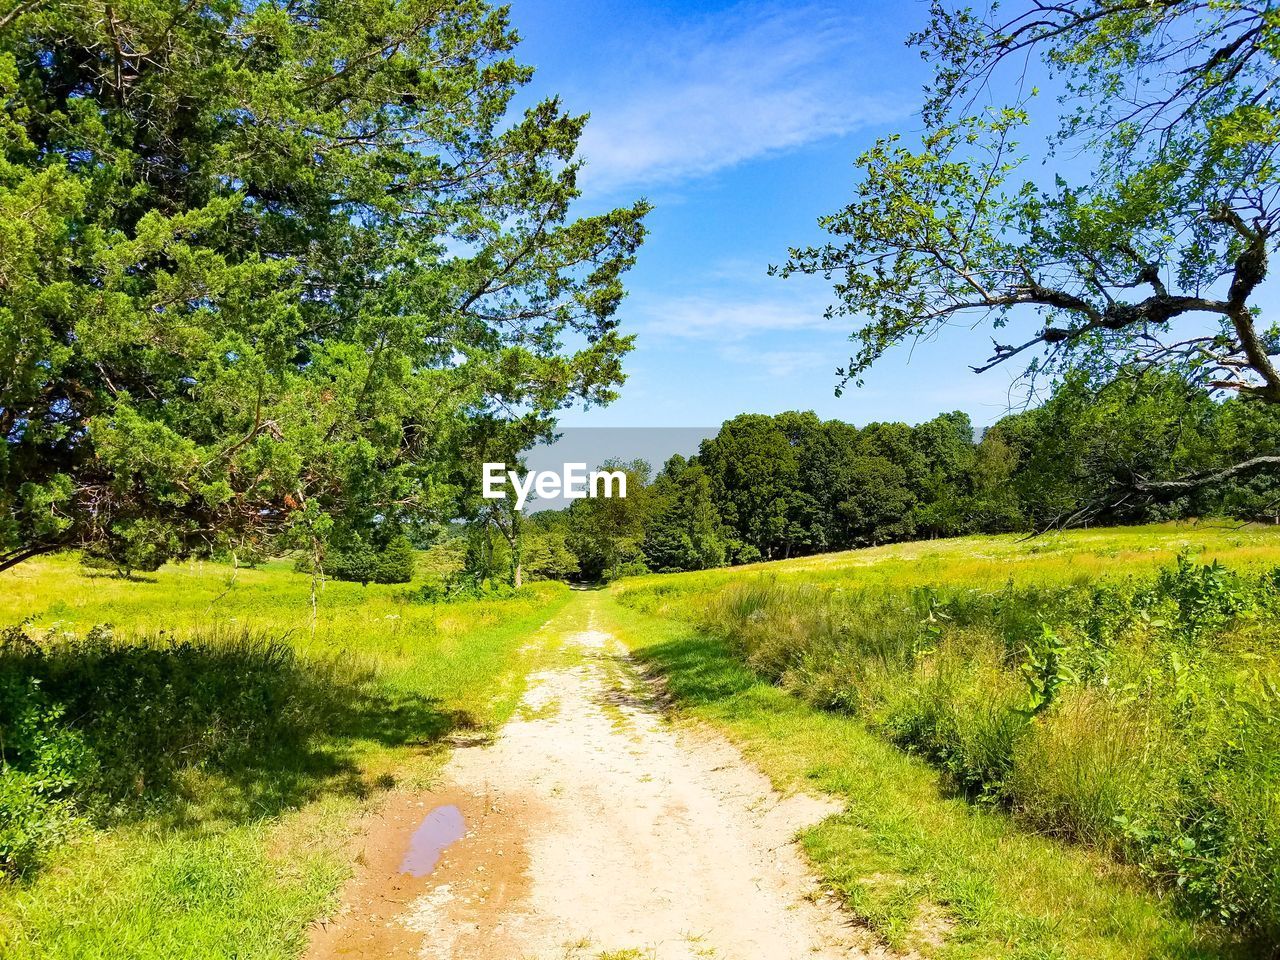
0 553 569 958
611 522 1280 956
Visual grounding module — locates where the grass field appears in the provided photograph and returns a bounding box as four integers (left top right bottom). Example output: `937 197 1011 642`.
0 554 569 959
611 522 1280 956
2 522 1278 958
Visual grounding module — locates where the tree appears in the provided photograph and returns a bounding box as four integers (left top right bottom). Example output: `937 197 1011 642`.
782 0 1280 493
563 459 650 581
521 527 579 581
643 456 727 572
911 412 977 537
698 415 804 559
0 1 648 573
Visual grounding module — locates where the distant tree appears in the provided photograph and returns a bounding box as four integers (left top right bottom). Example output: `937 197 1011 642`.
373 537 417 585
961 429 1025 533
522 528 579 582
643 457 727 572
327 537 379 587
0 1 647 573
837 454 916 546
564 459 651 581
910 412 977 537
782 0 1280 497
1210 399 1280 521
698 415 804 559
988 370 1225 526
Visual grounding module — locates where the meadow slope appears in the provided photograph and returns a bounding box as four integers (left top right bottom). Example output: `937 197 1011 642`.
612 522 1280 957
0 555 569 959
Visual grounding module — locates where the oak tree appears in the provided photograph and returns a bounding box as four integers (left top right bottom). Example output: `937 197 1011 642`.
783 0 1280 491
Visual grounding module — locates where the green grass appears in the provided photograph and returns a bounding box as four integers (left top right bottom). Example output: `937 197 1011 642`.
599 593 1248 959
616 521 1280 600
605 522 1280 958
0 553 570 959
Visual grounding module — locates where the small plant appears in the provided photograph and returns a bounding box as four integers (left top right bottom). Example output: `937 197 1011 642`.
1018 624 1074 717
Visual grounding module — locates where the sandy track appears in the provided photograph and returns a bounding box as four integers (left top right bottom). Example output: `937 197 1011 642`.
311 612 866 960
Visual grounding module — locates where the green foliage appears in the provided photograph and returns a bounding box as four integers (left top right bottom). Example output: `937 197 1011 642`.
0 621 368 875
521 529 579 582
0 640 90 873
325 535 415 585
0 0 648 573
0 552 570 956
643 457 727 572
619 548 1280 941
571 373 1278 578
783 0 1280 409
562 459 652 581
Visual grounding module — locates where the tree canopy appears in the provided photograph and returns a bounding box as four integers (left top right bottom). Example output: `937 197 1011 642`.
0 0 648 573
782 0 1280 429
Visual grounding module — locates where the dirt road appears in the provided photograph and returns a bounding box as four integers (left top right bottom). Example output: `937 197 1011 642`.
309 594 864 960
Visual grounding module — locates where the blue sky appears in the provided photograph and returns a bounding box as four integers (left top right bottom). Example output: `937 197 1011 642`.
508 0 1034 432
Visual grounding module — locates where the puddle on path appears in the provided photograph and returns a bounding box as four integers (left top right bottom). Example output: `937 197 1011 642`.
399 804 466 877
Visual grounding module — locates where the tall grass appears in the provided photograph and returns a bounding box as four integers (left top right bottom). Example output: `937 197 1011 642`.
0 623 379 874
617 528 1280 944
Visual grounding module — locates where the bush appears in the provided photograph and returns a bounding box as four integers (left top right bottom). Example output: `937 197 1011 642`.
1007 690 1169 850
0 656 92 872
325 536 416 585
0 622 366 876
373 537 416 584
602 559 650 583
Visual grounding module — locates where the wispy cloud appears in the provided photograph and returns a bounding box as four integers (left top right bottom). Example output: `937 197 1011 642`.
627 291 839 343
575 3 909 194
720 344 833 379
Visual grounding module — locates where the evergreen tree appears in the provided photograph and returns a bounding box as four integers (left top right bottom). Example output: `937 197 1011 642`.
0 1 648 572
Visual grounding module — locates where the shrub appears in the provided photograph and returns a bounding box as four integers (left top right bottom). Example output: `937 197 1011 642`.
373 537 416 584
602 559 650 583
0 622 366 875
325 536 416 585
0 663 92 873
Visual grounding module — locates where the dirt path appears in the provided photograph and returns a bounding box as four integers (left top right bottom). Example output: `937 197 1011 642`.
309 595 866 960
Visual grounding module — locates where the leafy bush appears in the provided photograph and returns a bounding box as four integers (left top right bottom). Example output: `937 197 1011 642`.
0 622 366 876
602 559 651 583
325 536 416 585
0 649 92 872
373 537 416 584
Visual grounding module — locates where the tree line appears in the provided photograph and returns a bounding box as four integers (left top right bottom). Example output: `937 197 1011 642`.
468 372 1280 583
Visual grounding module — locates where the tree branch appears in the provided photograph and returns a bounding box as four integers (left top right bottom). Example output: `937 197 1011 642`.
1134 455 1280 495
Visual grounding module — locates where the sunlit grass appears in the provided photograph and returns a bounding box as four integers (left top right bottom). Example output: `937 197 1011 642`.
616 521 1280 604
600 593 1248 959
604 522 1280 957
0 553 570 959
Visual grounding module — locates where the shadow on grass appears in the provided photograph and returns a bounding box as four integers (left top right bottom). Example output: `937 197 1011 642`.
629 630 761 709
0 626 477 872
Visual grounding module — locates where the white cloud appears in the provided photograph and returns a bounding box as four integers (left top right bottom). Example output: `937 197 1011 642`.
575 3 909 194
720 344 833 379
632 289 842 340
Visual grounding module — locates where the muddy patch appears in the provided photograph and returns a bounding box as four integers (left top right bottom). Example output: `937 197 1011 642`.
399 804 466 877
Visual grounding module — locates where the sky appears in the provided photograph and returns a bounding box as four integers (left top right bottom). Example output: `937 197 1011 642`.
506 0 1034 437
